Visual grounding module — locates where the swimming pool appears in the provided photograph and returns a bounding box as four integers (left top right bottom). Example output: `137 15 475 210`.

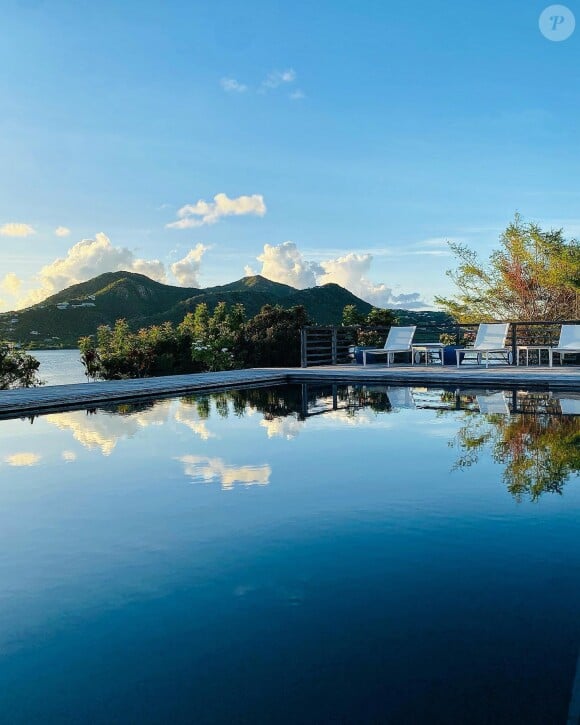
0 384 578 723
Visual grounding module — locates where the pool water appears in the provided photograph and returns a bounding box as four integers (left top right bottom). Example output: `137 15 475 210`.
0 384 579 723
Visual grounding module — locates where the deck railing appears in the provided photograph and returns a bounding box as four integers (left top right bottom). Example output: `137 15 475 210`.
300 320 580 367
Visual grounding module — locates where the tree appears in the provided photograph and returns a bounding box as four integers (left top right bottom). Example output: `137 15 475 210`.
342 305 397 327
366 307 398 326
436 214 580 322
0 342 42 389
185 302 246 372
242 305 311 367
79 303 311 379
342 304 366 326
341 305 398 347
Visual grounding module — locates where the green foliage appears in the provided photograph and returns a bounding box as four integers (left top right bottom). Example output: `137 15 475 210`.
4 271 373 348
342 304 397 328
242 305 311 367
342 304 366 326
181 301 246 372
436 214 580 322
79 303 312 379
80 319 196 379
0 342 42 389
366 308 398 326
341 305 399 346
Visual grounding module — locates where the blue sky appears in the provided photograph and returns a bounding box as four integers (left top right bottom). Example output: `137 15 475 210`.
1 0 579 310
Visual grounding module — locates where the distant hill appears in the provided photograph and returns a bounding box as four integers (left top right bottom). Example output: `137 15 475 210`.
0 272 381 347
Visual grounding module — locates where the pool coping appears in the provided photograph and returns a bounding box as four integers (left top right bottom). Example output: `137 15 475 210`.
1 365 578 419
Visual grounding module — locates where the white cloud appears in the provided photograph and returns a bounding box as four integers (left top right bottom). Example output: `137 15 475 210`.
289 89 305 100
0 222 35 237
261 68 296 91
170 244 208 287
8 233 168 309
252 241 428 309
1 273 22 297
256 241 321 288
167 193 266 230
220 77 248 93
55 226 71 237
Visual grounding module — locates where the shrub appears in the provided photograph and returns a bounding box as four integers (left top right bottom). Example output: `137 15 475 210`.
0 342 42 389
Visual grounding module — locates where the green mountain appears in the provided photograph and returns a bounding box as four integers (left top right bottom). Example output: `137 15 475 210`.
0 272 377 348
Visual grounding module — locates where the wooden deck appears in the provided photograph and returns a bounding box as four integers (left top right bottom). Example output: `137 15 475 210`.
0 363 578 419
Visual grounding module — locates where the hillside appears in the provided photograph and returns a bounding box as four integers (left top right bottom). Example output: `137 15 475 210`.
0 272 376 347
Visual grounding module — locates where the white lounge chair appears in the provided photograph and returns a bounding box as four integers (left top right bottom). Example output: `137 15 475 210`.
362 326 416 367
549 325 580 367
455 323 512 368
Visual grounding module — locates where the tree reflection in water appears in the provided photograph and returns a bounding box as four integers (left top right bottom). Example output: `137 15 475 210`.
450 391 580 501
20 384 579 502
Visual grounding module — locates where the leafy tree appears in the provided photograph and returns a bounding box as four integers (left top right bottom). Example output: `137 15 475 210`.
0 342 42 389
80 319 197 379
342 305 397 328
436 214 580 322
242 305 311 367
341 305 398 346
366 307 398 326
342 304 366 326
79 303 311 379
184 302 246 372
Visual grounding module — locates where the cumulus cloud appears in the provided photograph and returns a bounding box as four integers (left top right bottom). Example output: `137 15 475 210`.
251 241 427 309
167 193 266 230
1 233 210 311
1 273 22 297
55 226 71 237
5 233 167 309
220 77 248 93
0 222 35 237
170 244 208 287
254 241 321 288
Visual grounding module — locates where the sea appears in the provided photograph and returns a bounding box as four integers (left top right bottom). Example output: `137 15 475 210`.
31 349 88 386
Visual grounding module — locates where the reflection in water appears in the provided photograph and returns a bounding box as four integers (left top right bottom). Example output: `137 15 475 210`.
451 393 580 501
4 452 42 467
177 455 271 490
11 384 580 501
260 414 304 439
44 400 174 455
174 404 216 440
1 383 579 723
